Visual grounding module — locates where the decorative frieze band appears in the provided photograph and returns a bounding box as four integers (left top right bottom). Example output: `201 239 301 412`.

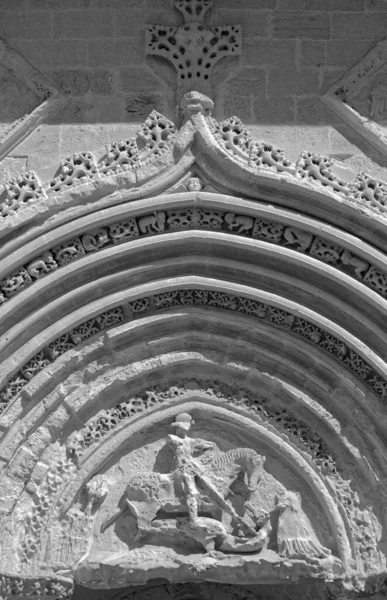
0 206 385 306
1 287 386 417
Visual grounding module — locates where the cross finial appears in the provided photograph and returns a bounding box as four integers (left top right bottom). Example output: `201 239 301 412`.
146 0 241 102
174 0 211 23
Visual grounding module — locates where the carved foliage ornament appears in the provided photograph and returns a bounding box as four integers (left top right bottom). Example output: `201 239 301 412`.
1 103 387 221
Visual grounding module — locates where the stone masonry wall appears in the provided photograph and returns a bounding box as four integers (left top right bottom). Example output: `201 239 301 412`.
1 0 387 186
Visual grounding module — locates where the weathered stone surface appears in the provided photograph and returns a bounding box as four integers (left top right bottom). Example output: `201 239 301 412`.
273 11 330 39
0 3 387 599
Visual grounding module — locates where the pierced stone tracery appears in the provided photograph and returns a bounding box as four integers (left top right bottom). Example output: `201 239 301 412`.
145 0 241 98
1 108 387 225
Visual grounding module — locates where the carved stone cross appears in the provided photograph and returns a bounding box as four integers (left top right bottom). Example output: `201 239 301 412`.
146 0 241 101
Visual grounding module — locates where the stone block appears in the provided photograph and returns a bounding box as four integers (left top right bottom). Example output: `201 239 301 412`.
24 426 52 458
321 67 346 92
94 0 145 7
11 40 88 68
88 39 143 67
331 12 387 39
226 68 267 95
90 69 113 95
215 9 271 38
256 125 331 161
119 67 162 93
366 0 387 8
0 11 52 39
296 96 330 124
224 93 254 123
268 67 320 96
59 125 115 158
277 0 304 8
301 41 325 67
244 39 296 67
53 11 114 39
326 40 374 66
89 97 127 122
51 69 90 96
44 405 70 436
125 93 165 119
0 474 25 513
0 0 26 10
329 126 363 157
254 94 295 124
273 11 330 39
0 157 28 184
305 0 365 8
216 0 272 7
9 446 36 482
16 125 61 174
30 0 92 8
49 97 95 124
24 460 48 493
114 10 145 37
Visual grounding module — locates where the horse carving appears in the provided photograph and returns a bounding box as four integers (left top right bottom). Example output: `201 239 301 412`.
100 414 265 542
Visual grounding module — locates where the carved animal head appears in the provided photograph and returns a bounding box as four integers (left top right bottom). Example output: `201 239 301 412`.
157 211 166 224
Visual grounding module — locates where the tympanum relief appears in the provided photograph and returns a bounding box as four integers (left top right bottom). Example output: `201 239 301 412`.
66 412 343 587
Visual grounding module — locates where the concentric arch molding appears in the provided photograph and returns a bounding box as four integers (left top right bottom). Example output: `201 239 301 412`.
1 198 387 314
2 91 387 597
1 279 387 418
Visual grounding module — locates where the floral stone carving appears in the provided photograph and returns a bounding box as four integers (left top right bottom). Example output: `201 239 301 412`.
2 94 387 223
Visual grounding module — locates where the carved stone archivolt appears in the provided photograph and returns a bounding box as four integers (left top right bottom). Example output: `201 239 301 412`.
1 54 387 600
0 203 385 309
1 285 387 417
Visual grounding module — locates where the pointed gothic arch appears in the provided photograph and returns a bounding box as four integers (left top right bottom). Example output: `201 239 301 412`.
1 92 387 599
